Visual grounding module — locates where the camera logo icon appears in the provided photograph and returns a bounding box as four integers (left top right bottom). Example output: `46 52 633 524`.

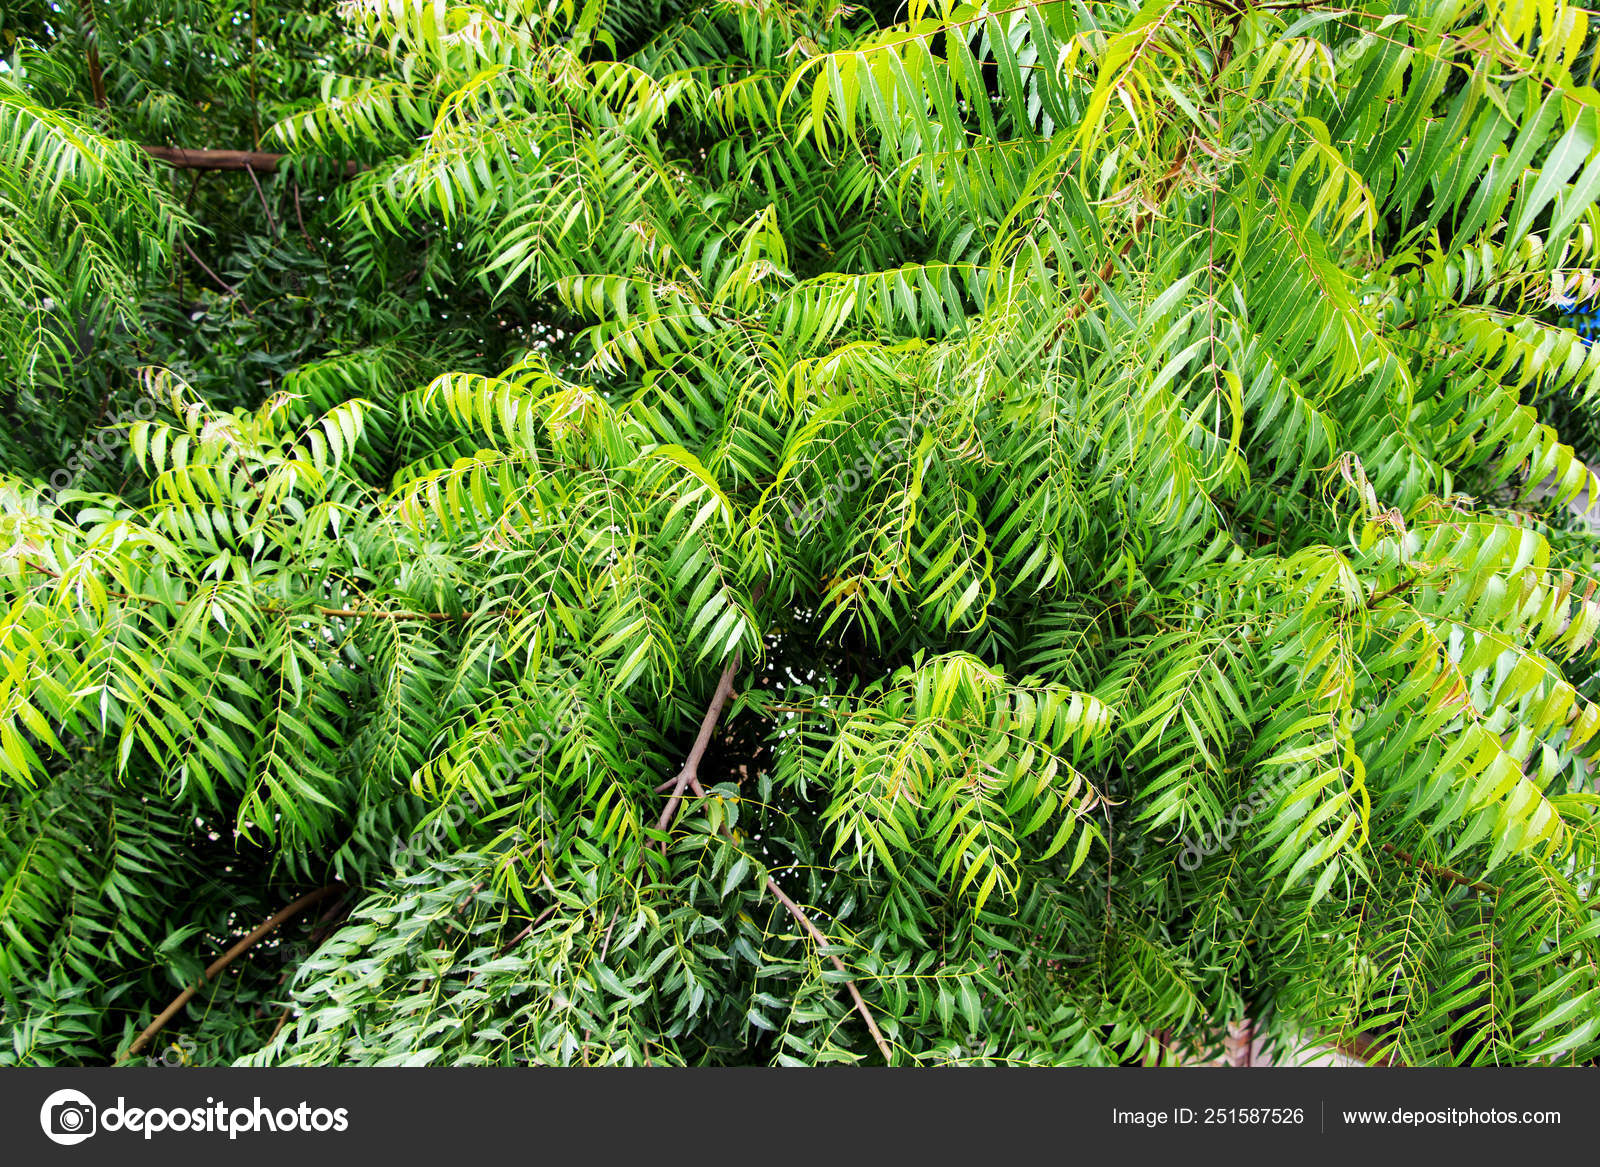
39 1088 97 1146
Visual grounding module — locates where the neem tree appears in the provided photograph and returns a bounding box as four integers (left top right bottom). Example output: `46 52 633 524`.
3 0 1600 1066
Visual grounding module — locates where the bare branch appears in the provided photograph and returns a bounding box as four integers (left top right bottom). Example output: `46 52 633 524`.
76 1 108 109
179 240 254 317
1378 842 1500 897
142 146 362 176
655 659 740 835
117 884 343 1063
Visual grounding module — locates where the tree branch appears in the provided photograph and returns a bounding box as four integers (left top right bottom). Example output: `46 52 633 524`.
498 903 559 956
179 240 254 316
648 604 892 1062
1046 11 1240 347
141 146 362 176
116 883 342 1063
655 659 740 835
1366 573 1420 610
76 0 108 109
1378 842 1500 897
669 763 895 1063
762 869 896 1064
244 161 279 237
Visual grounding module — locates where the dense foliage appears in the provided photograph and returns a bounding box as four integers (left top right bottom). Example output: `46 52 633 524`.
4 0 1600 1067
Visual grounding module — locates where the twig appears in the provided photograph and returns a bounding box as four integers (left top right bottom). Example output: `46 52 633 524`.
180 240 254 317
268 1002 294 1045
76 0 107 109
1102 801 1115 918
647 602 890 1061
579 909 624 1059
262 888 352 1047
309 890 353 938
1044 13 1242 350
292 178 321 255
498 903 558 955
1366 573 1420 610
117 883 342 1063
676 763 895 1063
655 659 740 837
244 161 279 238
762 869 896 1064
1378 842 1499 897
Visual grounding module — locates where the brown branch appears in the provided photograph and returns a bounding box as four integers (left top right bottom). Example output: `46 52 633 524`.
291 178 322 255
140 146 363 176
1042 135 1186 348
117 883 342 1063
77 1 107 109
647 602 889 1060
179 240 254 317
264 888 354 1049
244 161 279 237
655 660 740 836
1143 1027 1171 1066
259 888 350 1053
1046 10 1241 349
1378 842 1500 897
498 903 559 955
671 762 895 1063
267 1002 294 1046
762 869 896 1063
1366 573 1420 610
84 46 108 108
